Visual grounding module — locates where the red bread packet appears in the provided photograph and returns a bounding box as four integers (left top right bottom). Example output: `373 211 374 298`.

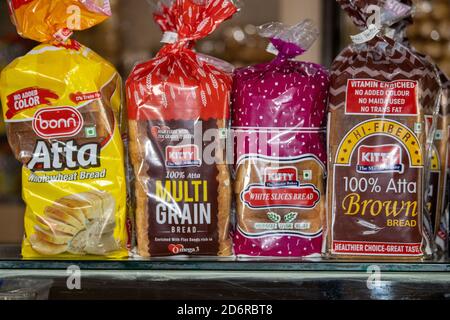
126 0 238 257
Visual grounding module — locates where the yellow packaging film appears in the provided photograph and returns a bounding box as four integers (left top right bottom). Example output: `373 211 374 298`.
0 0 128 259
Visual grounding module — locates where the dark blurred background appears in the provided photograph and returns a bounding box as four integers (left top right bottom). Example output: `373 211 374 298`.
0 0 448 244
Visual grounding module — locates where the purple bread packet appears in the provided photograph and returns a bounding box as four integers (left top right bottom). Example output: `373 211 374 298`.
232 20 330 257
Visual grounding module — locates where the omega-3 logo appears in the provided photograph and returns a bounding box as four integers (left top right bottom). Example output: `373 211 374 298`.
166 145 201 168
264 167 299 187
357 144 403 173
168 244 184 254
32 107 83 139
167 244 198 254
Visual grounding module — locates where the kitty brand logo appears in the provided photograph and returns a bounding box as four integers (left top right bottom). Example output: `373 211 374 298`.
33 107 83 139
264 167 299 187
357 144 403 173
166 145 201 168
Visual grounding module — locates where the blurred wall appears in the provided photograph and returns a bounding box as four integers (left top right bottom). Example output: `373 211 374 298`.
0 205 23 244
280 0 323 64
118 0 283 74
0 3 25 245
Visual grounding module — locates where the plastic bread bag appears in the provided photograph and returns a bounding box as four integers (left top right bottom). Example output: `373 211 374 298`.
437 199 449 259
126 0 238 257
408 44 450 258
386 1 449 254
231 20 329 258
0 279 53 300
0 0 128 259
434 71 450 257
325 0 440 260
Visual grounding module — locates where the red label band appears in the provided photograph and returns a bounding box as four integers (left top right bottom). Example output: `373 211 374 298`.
332 241 422 256
6 87 59 119
126 97 230 121
346 79 418 116
241 185 320 209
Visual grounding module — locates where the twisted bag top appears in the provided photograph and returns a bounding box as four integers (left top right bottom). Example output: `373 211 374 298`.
127 0 238 121
7 0 111 43
332 0 440 116
232 20 329 131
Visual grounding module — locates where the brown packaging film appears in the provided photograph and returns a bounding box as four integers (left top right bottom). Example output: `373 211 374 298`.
326 0 440 259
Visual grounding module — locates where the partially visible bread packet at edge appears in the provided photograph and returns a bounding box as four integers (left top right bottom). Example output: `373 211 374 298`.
0 0 128 259
433 72 450 257
388 0 450 258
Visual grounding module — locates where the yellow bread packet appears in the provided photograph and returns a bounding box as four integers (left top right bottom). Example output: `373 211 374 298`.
0 0 128 259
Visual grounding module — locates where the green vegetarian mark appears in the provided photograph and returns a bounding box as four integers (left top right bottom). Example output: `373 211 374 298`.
267 212 281 223
284 212 298 223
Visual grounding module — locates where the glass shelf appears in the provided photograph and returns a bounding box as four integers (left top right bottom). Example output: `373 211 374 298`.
1 245 450 300
1 245 449 272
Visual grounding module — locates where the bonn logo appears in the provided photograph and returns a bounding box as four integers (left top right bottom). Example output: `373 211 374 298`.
357 144 403 173
32 107 83 139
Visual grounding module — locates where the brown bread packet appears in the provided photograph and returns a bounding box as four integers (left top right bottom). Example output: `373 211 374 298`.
325 0 440 259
